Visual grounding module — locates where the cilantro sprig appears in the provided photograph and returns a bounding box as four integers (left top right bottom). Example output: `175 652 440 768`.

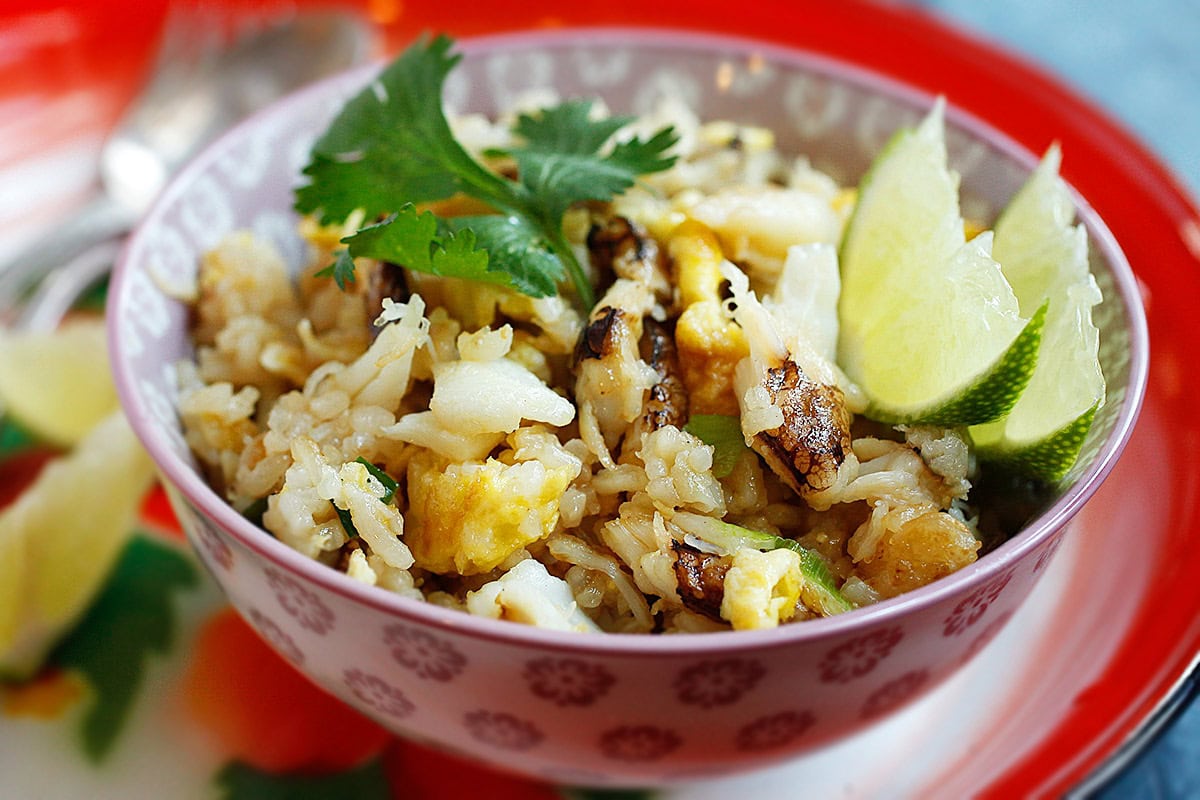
294 34 679 309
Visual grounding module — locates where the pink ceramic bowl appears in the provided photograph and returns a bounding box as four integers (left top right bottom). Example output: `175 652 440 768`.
108 29 1147 786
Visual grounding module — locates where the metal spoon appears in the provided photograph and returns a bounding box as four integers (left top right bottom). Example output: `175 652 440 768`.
0 8 374 318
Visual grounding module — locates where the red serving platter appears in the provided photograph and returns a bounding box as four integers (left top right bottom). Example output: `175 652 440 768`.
297 2 1200 795
0 1 1196 797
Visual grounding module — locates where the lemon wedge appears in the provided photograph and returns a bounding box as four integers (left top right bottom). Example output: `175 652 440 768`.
837 101 1043 426
0 410 156 680
970 146 1105 481
0 316 119 447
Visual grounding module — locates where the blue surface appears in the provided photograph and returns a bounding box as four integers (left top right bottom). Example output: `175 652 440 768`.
905 2 1200 796
909 0 1200 194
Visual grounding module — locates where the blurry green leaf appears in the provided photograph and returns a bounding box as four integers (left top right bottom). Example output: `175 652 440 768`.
216 758 390 800
51 534 198 761
561 790 659 800
0 417 38 453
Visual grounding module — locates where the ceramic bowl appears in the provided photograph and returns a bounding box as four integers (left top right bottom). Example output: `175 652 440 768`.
108 28 1148 786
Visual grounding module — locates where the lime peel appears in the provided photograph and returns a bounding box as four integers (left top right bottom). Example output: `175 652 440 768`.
975 402 1099 481
838 100 1040 426
970 145 1106 481
0 316 118 447
874 301 1047 426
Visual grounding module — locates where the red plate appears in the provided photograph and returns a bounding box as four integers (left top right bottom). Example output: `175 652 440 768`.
392 1 1200 795
1 1 1195 797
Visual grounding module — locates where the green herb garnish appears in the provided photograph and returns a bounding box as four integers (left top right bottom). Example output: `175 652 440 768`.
354 457 397 504
675 513 855 616
294 34 679 309
313 248 358 290
684 414 749 478
330 459 399 539
333 505 358 539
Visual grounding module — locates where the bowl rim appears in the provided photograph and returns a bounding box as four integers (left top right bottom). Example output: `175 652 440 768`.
108 25 1150 655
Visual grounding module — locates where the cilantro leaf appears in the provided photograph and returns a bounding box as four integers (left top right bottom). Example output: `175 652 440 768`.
342 207 514 290
295 34 680 310
511 100 632 156
607 127 682 182
684 414 749 478
314 248 357 289
504 102 679 220
295 34 511 223
447 215 564 298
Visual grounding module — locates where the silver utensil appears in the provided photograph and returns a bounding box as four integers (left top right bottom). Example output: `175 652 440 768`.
0 6 374 319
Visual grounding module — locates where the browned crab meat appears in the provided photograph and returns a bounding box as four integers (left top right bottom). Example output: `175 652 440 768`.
573 238 662 460
586 215 671 300
638 317 688 431
572 299 651 457
753 360 853 497
365 260 410 336
574 305 624 363
671 540 731 622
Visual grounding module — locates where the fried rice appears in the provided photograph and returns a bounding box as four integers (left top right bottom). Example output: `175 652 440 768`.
177 93 982 634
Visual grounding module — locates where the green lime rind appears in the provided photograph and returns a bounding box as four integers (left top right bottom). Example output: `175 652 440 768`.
975 401 1099 483
967 146 1106 482
838 103 1040 427
866 301 1047 426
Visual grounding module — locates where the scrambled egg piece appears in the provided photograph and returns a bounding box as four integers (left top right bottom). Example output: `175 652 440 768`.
405 438 582 575
669 220 748 416
720 547 804 630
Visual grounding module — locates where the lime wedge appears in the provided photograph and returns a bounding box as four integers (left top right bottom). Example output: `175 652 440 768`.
970 146 1105 481
0 316 118 447
838 101 1040 425
0 411 155 680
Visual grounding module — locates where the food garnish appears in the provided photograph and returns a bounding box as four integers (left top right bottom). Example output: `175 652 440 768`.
0 411 155 679
682 414 747 478
970 145 1106 481
295 34 679 308
837 100 1046 427
0 316 118 447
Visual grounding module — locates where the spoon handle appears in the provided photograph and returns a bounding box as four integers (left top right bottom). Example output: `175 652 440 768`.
0 196 137 313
